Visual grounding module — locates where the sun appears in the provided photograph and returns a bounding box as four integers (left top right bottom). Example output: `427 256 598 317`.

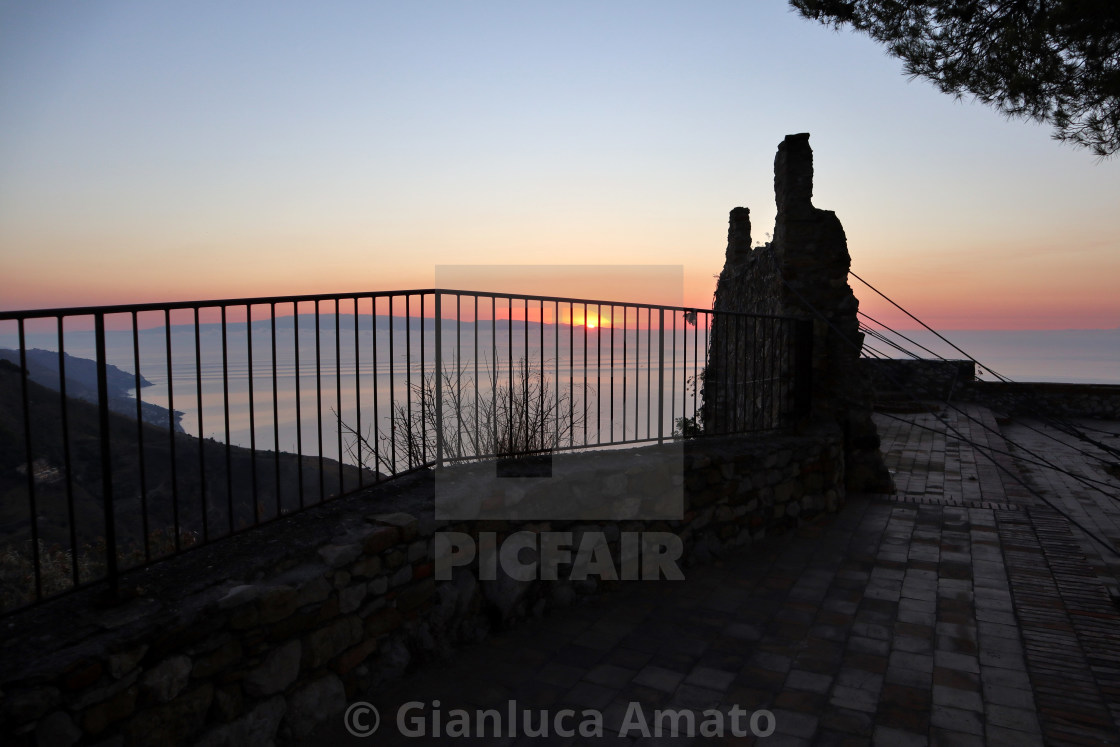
586 317 598 330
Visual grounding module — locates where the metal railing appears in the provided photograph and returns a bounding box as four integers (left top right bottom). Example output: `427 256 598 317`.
0 289 808 611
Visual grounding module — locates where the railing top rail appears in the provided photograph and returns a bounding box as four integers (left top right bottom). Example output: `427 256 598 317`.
0 288 800 322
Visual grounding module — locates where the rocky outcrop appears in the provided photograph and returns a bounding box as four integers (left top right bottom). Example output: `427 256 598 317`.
704 133 892 493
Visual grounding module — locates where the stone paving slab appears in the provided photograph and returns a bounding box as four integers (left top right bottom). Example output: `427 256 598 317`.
299 405 1120 746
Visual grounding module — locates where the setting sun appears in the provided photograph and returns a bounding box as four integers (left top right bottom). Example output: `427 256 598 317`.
586 318 598 329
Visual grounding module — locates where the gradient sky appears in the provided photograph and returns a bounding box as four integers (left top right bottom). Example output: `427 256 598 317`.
1 1 1117 329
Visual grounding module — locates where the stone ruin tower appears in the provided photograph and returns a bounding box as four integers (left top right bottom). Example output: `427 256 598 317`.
702 133 892 493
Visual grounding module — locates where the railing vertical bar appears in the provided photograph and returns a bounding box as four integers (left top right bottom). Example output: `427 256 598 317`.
704 313 711 424
389 296 396 473
570 302 576 449
640 306 649 441
406 295 417 466
164 310 181 549
621 305 627 442
314 301 325 501
765 319 772 428
271 302 281 515
294 303 305 508
670 310 677 434
539 299 545 452
769 317 776 427
735 313 743 432
609 305 615 444
721 309 730 432
757 318 765 429
94 313 119 599
680 311 686 431
130 312 150 564
221 305 233 532
420 294 427 465
193 307 208 544
647 307 652 440
750 318 758 431
335 300 344 493
247 305 259 523
752 317 759 429
508 297 513 454
17 320 42 602
554 300 560 449
769 318 777 428
58 317 80 583
524 298 530 452
491 297 497 458
473 295 479 459
720 311 729 434
729 313 737 432
780 319 786 426
657 308 665 444
594 303 600 445
692 312 698 426
456 294 462 459
354 297 362 487
784 319 791 422
691 312 699 425
434 292 443 468
778 318 784 426
371 297 380 479
405 295 413 468
636 306 642 438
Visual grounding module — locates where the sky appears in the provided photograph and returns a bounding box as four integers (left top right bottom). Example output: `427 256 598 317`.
1 1 1117 330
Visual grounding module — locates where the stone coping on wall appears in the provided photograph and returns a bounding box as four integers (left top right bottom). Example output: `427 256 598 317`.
1 425 844 746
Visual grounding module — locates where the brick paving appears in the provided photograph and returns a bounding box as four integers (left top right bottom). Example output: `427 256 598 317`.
302 405 1120 745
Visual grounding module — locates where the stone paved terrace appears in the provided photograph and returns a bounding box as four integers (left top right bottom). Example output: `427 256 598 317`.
300 404 1120 746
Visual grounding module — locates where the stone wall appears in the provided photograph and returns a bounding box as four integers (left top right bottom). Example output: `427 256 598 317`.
861 358 1120 420
704 134 892 493
0 428 844 747
966 381 1120 420
861 359 977 403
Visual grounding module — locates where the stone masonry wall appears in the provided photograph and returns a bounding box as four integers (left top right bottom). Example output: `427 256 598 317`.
0 428 844 747
861 359 977 403
861 358 1120 420
965 381 1120 420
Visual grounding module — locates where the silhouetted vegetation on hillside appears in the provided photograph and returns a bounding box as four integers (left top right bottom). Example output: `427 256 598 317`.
0 358 372 610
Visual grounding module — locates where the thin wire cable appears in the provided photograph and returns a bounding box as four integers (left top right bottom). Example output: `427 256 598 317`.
861 324 924 359
862 315 1119 462
859 310 945 360
773 264 1120 551
855 342 1120 492
851 270 1120 458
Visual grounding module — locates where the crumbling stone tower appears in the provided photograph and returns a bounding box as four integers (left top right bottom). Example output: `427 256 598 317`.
703 133 892 493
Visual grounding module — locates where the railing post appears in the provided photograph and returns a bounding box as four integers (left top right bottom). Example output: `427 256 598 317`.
657 308 665 444
794 318 814 417
434 292 443 468
95 314 120 600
